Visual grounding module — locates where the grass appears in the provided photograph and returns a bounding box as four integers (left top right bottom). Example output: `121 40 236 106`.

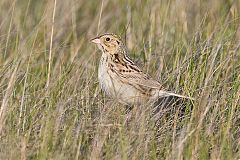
0 0 240 159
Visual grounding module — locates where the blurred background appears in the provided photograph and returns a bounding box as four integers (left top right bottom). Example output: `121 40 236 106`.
0 0 240 159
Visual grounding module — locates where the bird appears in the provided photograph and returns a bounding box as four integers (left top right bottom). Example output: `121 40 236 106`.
91 33 193 106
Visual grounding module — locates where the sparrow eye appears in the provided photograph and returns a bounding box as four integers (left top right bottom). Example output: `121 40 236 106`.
106 37 110 41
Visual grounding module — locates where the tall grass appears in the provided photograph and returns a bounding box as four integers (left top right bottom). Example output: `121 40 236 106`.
0 0 239 159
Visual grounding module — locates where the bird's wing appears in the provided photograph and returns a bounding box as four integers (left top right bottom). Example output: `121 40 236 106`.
112 56 163 90
119 71 162 89
115 64 193 100
112 62 162 96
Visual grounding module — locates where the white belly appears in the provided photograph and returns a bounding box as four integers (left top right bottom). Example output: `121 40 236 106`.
98 59 113 96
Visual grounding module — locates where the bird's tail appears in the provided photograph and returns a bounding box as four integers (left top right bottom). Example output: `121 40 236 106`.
157 91 194 100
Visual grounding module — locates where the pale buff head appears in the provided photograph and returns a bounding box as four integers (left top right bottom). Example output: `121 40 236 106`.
91 33 123 55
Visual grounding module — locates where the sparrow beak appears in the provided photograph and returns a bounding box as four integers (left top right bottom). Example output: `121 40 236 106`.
91 37 101 44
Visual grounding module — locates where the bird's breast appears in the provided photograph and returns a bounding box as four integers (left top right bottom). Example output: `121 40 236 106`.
98 55 113 96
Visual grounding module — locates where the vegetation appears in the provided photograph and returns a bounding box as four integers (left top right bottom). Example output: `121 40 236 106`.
0 0 239 159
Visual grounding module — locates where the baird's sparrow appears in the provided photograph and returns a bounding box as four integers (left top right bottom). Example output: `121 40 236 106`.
91 33 193 105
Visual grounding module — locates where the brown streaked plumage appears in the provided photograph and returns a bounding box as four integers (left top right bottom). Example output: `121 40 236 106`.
91 33 193 105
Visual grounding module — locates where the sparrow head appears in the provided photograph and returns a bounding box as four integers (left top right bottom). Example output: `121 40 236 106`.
91 33 123 54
